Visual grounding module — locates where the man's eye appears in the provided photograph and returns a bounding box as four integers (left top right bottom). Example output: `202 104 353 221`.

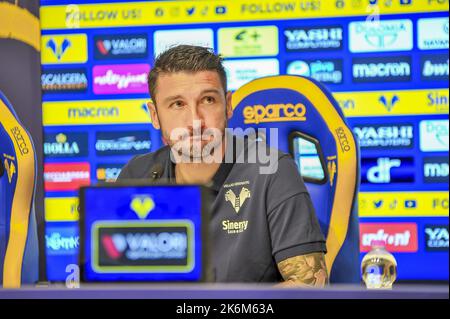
170 101 184 109
203 96 215 104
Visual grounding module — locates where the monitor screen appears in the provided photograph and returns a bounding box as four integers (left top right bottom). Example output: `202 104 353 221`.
79 185 208 282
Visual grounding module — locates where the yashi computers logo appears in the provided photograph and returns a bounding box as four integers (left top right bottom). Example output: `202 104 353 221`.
425 225 449 252
353 124 413 149
130 195 155 219
284 26 343 52
243 103 307 124
225 187 251 214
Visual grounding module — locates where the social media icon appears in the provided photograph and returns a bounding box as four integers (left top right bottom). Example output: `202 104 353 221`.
404 200 417 209
374 200 384 208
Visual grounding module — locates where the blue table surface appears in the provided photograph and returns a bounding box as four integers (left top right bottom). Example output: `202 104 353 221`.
0 283 448 299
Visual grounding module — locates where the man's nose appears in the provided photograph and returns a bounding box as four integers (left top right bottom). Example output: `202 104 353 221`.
188 104 204 126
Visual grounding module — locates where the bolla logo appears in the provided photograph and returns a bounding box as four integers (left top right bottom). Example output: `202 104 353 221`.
130 196 155 219
243 103 306 124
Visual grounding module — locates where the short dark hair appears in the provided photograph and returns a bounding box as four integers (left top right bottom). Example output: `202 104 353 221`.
148 45 227 102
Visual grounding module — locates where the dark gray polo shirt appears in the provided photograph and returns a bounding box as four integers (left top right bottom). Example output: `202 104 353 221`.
117 134 327 283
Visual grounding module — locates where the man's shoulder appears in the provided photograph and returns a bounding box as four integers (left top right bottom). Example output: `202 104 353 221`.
118 145 170 179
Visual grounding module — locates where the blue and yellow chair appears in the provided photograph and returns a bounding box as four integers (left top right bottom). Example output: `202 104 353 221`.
0 91 39 288
229 75 361 283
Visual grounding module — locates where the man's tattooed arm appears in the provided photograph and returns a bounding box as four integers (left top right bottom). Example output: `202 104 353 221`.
277 252 329 287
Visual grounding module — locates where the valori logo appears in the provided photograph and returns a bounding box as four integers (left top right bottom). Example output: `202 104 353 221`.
360 223 418 252
243 103 306 124
93 64 150 94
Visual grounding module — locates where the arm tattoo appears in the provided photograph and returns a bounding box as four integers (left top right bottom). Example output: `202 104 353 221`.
277 252 329 287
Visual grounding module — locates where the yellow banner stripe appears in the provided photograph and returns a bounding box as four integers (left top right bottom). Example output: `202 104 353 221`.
359 191 449 217
45 197 79 222
42 99 152 126
334 89 449 117
40 0 449 30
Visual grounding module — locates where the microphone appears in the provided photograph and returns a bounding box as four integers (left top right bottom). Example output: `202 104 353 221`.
149 163 163 181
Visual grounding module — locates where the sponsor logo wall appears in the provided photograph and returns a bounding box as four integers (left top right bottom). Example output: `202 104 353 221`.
40 0 449 281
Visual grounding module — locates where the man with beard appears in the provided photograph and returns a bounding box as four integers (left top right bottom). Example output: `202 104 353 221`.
117 45 328 286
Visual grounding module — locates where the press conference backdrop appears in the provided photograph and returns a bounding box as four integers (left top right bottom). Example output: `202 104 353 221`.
39 0 449 281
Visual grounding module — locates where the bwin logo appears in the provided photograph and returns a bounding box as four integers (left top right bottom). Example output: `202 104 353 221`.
379 95 400 112
46 38 71 60
367 158 401 183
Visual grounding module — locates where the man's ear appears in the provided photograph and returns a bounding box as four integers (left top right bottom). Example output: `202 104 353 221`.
147 101 160 130
226 91 233 120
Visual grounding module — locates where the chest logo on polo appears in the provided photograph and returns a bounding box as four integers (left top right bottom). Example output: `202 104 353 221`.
225 187 251 214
